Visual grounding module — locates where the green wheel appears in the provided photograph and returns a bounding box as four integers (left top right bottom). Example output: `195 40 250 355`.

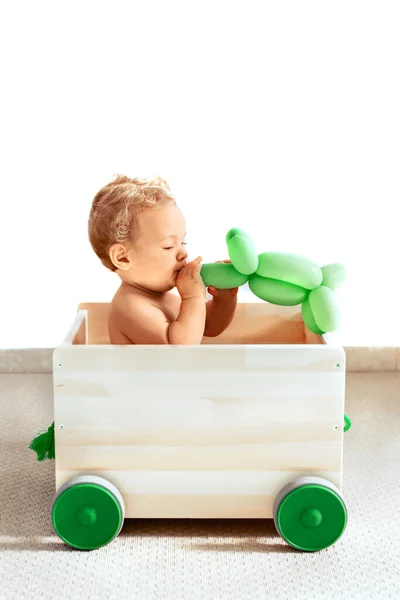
51 475 125 550
273 477 347 552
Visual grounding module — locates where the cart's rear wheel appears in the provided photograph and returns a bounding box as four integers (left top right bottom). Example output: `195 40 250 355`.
273 476 347 552
51 475 125 550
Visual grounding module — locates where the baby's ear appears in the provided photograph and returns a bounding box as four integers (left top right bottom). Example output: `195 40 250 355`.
109 243 131 271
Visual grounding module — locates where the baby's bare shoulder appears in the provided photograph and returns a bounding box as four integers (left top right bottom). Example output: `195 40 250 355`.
109 289 175 345
112 289 158 320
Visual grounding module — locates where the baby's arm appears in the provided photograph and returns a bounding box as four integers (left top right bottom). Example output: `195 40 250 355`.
116 297 203 344
204 262 238 337
171 256 206 344
204 291 237 337
118 258 206 345
170 296 206 344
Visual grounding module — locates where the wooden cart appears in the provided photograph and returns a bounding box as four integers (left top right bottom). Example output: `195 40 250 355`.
51 301 349 551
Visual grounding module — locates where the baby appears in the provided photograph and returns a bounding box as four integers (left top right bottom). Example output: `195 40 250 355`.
88 175 238 344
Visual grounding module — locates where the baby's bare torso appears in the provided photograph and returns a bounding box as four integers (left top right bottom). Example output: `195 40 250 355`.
108 284 181 344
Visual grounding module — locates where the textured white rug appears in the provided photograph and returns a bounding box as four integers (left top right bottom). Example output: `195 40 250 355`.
0 373 399 600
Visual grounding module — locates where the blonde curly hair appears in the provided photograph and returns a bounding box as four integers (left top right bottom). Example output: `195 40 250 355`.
88 174 176 271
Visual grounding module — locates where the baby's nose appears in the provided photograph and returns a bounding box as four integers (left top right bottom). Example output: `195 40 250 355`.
179 246 188 260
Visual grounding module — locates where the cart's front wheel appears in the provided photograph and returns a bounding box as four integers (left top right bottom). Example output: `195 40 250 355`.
273 476 347 552
51 475 125 550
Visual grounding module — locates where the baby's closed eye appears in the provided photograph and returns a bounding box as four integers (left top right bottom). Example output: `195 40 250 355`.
163 242 187 250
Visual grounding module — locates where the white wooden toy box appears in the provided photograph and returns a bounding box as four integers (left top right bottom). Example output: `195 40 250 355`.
51 300 348 551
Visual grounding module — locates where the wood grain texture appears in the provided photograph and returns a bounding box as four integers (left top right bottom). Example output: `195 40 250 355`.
56 443 341 472
54 470 342 518
54 343 344 373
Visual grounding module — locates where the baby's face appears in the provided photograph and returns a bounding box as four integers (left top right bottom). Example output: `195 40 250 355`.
123 204 188 293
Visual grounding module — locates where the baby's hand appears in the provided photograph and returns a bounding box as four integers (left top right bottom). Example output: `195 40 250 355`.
176 257 206 300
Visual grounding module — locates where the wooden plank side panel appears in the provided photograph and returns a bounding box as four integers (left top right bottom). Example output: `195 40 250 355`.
53 366 346 447
53 370 345 400
55 470 341 518
55 442 341 472
54 397 344 444
55 424 342 447
53 344 345 374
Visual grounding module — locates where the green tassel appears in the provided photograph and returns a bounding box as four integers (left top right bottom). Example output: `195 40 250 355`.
29 421 55 461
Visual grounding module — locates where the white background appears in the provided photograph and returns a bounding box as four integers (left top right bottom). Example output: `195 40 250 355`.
1 1 399 348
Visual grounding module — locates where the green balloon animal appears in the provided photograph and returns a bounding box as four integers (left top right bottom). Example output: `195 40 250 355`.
200 227 346 335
